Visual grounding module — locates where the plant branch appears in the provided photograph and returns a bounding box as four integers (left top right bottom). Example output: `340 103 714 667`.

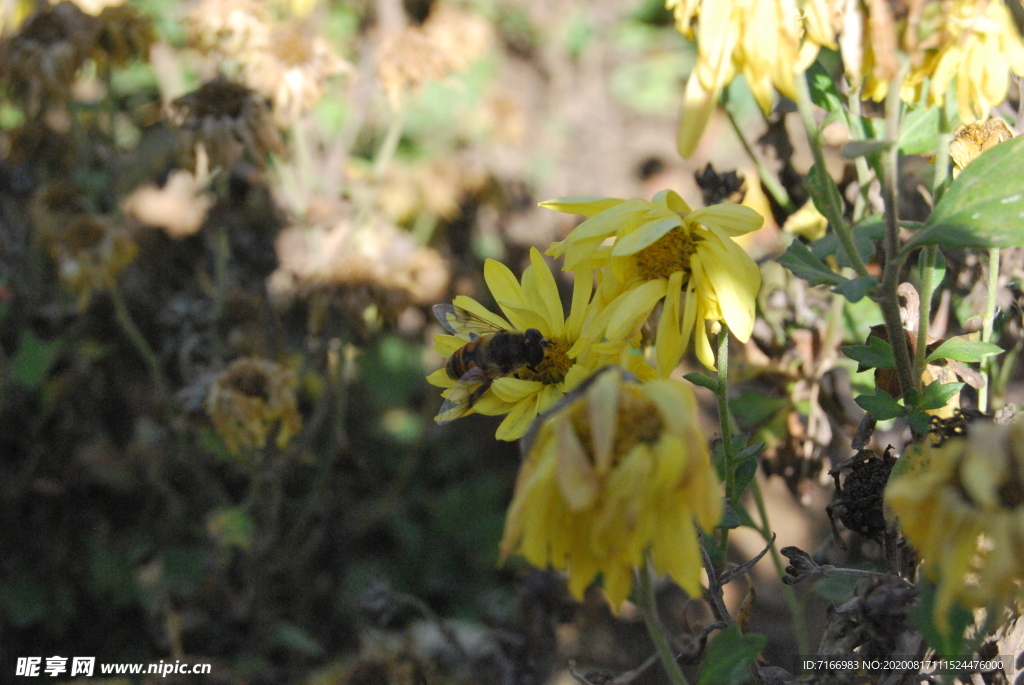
980 248 1000 412
715 325 735 551
636 558 690 685
724 104 795 213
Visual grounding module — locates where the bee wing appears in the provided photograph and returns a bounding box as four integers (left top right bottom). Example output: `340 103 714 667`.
435 369 490 425
433 303 507 339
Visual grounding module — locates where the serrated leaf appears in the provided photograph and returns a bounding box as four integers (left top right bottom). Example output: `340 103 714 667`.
841 337 896 370
925 338 1004 363
12 331 62 389
855 390 903 421
833 275 878 302
779 240 843 286
898 106 940 155
918 381 964 411
905 134 1024 249
684 372 719 393
842 139 894 158
697 624 766 685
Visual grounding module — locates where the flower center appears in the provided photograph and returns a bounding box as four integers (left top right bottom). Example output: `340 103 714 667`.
569 384 664 465
634 225 699 281
517 337 571 385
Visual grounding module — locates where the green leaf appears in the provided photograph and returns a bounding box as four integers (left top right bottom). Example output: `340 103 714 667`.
897 106 940 155
841 139 893 158
734 442 766 463
918 381 964 411
684 372 719 393
855 390 903 421
905 134 1024 249
719 504 742 530
697 624 766 685
779 240 843 286
925 338 1004 363
916 248 947 307
811 573 859 602
734 458 759 502
908 411 932 435
12 331 62 389
272 622 325 657
841 337 896 370
909 576 973 656
812 215 885 266
806 163 845 223
806 62 843 114
832 275 878 302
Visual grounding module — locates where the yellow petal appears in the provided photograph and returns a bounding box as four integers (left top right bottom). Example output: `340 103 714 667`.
651 189 693 214
611 215 684 257
655 271 685 377
604 279 668 342
555 416 600 510
526 247 564 336
564 269 593 341
451 295 512 330
426 367 456 388
491 377 545 402
495 394 541 441
695 229 759 342
687 204 764 237
539 196 626 216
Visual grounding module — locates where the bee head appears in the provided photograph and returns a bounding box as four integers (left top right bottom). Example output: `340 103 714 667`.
524 328 546 367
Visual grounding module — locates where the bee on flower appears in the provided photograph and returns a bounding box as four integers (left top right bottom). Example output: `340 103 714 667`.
427 247 654 442
543 190 762 375
500 367 722 609
885 420 1024 632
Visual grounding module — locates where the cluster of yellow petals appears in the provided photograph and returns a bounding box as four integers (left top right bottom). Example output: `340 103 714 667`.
544 190 762 373
885 421 1024 631
500 368 722 608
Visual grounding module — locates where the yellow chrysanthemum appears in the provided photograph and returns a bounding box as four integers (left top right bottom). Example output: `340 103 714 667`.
885 421 1024 632
427 248 654 441
668 0 822 157
543 190 762 374
500 367 722 609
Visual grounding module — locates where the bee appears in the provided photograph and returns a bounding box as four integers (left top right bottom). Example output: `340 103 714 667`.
432 303 548 423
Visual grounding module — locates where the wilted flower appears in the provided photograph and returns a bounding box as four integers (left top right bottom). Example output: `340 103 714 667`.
668 0 820 157
185 0 271 59
170 79 284 171
885 421 1024 631
92 4 154 69
0 1 101 115
206 357 303 455
123 169 215 239
949 118 1014 178
544 190 762 373
427 248 654 441
500 368 722 608
240 23 350 126
46 215 138 309
376 5 491 109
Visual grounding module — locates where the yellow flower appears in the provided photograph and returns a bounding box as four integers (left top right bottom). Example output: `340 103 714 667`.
949 118 1014 178
544 190 762 374
885 421 1024 632
427 248 653 441
500 367 722 609
668 0 820 157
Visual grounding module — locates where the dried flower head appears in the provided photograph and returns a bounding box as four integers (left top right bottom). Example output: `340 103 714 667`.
949 118 1015 178
92 4 155 69
240 23 350 126
0 1 101 115
500 367 722 609
170 79 284 171
205 357 302 455
885 420 1024 631
46 214 138 309
185 0 271 59
123 169 215 239
376 5 491 108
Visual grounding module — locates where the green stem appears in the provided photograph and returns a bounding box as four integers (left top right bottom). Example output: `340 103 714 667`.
979 248 1000 413
111 286 172 407
637 558 690 685
843 89 876 223
794 72 870 280
724 105 795 213
875 64 916 397
913 246 937 381
749 479 810 657
715 326 736 551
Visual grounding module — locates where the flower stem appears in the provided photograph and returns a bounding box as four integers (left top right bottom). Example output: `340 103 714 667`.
637 558 690 685
913 246 937 381
793 71 870 280
876 64 916 397
979 248 1000 413
111 286 172 407
724 104 795 213
715 325 736 551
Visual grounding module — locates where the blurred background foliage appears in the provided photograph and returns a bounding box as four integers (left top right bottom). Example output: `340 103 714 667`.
0 0 1022 683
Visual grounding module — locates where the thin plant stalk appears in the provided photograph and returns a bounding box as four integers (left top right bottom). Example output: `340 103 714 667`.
715 325 736 551
793 72 870 280
724 105 795 213
913 246 937 380
111 285 172 407
979 248 1000 413
636 557 690 685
